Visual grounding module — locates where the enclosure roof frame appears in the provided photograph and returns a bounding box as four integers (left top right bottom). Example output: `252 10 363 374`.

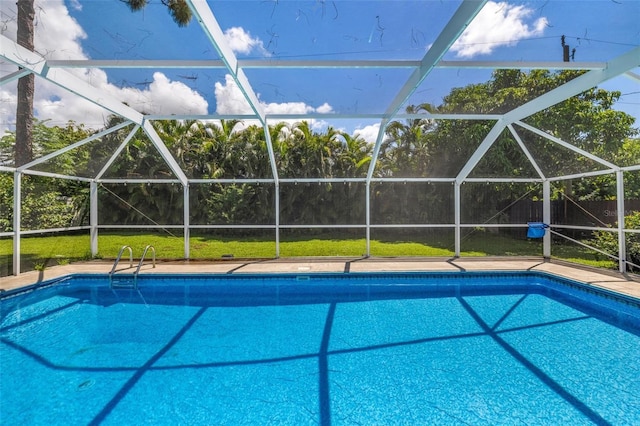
0 1 637 185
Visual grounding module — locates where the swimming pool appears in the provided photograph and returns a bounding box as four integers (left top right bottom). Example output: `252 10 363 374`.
1 272 639 425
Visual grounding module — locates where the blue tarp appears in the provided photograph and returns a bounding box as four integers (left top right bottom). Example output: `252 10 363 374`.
527 222 548 238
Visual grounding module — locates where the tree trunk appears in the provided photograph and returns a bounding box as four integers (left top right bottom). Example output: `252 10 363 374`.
15 0 35 167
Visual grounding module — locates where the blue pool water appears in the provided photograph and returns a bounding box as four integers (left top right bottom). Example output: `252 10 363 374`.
1 272 639 425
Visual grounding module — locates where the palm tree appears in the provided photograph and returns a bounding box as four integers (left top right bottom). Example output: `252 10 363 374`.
13 0 193 168
123 0 192 26
382 103 435 177
336 131 371 178
153 119 209 178
198 119 242 179
15 0 35 166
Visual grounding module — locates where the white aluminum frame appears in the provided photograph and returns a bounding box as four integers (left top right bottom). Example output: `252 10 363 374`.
1 0 639 275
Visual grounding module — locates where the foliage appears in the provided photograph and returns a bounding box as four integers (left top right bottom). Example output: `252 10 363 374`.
1 70 638 270
0 121 91 232
0 173 12 231
372 69 638 224
123 0 192 26
589 211 640 269
0 119 91 171
0 173 84 232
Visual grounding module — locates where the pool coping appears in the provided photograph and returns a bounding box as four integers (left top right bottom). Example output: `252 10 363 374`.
2 257 640 300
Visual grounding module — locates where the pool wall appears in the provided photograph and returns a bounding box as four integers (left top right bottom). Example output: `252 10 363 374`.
2 271 639 334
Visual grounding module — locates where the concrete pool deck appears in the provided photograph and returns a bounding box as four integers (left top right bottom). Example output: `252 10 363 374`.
2 257 639 300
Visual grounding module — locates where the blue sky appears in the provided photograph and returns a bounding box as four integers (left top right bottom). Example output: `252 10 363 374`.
1 0 638 141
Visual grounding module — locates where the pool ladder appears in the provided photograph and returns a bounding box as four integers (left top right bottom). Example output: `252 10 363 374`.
109 245 156 289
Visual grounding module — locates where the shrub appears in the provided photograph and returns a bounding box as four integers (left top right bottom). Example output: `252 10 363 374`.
589 211 640 269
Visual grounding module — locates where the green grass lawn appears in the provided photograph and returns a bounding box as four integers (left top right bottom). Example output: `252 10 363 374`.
0 230 616 276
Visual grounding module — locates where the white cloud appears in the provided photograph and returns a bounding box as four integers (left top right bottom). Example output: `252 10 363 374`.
215 73 332 119
214 74 254 115
311 120 330 132
0 0 87 60
316 103 333 114
213 75 335 133
451 1 548 58
33 84 107 127
0 88 18 132
104 72 208 115
354 123 381 144
33 0 87 59
263 101 314 115
1 0 208 135
0 3 318 136
68 0 82 11
224 27 269 56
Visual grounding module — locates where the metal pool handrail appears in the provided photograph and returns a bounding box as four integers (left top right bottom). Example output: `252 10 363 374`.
135 245 156 275
110 245 133 275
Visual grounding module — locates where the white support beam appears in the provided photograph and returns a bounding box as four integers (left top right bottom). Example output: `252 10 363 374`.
185 0 266 124
148 114 257 121
270 113 502 120
624 71 640 82
503 46 640 124
543 180 551 258
146 113 503 121
514 121 619 171
42 68 144 124
47 59 226 69
13 171 21 275
99 178 181 184
90 181 98 257
370 178 455 183
0 34 144 124
46 59 607 71
365 181 371 257
616 170 626 273
454 182 461 257
48 59 419 69
365 119 390 181
464 177 543 183
455 47 639 185
456 120 506 184
95 125 141 180
369 0 487 184
0 68 32 85
383 0 488 119
275 182 280 258
547 169 617 182
507 124 546 180
18 121 133 171
141 120 189 186
21 169 93 182
0 36 48 74
268 113 502 120
190 178 275 184
436 61 605 70
184 184 190 259
261 123 280 257
262 126 280 185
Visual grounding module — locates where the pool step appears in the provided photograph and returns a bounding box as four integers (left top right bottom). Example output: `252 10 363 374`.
110 274 137 289
108 244 155 290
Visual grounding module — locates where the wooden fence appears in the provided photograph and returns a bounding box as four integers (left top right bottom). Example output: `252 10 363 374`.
507 199 640 226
